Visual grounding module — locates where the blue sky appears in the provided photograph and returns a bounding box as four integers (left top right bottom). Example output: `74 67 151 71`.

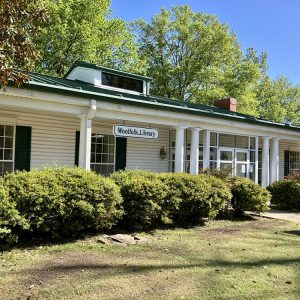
110 0 300 84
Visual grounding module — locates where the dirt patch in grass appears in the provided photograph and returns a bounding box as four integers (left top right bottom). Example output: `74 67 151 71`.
203 218 287 238
1 218 299 300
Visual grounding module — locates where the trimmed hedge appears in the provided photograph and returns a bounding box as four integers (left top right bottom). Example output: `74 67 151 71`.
268 179 300 210
4 167 123 238
0 180 28 246
230 177 271 215
159 173 232 224
112 171 232 228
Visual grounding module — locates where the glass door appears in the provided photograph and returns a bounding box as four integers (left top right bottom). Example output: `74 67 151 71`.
235 150 249 177
219 148 234 175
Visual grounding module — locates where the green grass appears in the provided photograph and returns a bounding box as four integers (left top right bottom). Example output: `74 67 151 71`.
1 217 299 300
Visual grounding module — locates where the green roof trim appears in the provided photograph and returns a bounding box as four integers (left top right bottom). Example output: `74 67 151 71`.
17 71 300 133
64 61 152 82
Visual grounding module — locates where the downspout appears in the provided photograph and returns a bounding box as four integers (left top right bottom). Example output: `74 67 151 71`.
87 99 97 120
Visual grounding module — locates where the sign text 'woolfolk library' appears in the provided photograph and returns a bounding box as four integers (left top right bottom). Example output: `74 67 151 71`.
113 125 159 139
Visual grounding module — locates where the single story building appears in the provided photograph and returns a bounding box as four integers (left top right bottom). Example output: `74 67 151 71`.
1 61 299 187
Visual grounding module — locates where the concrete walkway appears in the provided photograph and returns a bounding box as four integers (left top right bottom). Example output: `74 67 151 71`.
253 209 300 222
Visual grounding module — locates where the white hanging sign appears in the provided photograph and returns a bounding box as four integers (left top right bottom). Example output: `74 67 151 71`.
113 124 159 139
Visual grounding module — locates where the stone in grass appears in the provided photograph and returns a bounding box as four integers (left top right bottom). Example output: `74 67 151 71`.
103 234 148 245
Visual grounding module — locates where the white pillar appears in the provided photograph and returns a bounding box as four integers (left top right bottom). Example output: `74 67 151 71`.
203 130 210 169
270 138 280 184
255 136 259 184
261 136 270 188
175 126 186 172
79 114 92 170
190 128 201 175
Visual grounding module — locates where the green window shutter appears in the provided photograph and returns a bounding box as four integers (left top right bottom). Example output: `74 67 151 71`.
75 131 80 166
14 126 31 172
284 151 290 177
115 137 127 171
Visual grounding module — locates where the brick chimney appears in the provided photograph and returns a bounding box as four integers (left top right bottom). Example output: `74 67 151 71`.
214 98 237 112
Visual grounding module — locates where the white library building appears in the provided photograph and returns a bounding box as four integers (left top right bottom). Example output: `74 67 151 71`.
1 61 300 187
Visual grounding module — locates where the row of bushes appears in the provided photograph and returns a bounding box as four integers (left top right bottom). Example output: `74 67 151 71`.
0 167 271 246
268 174 300 210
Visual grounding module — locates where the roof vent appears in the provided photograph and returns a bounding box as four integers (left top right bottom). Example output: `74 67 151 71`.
214 98 237 112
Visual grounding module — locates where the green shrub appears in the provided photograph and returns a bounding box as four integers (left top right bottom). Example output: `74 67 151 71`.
4 167 123 238
159 173 231 225
111 169 157 186
112 171 169 229
0 179 28 246
230 177 271 215
199 168 232 181
268 179 300 210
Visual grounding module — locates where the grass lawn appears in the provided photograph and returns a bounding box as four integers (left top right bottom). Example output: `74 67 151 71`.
0 217 299 300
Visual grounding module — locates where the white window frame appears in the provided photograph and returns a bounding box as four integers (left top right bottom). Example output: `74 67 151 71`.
0 124 15 176
90 133 116 176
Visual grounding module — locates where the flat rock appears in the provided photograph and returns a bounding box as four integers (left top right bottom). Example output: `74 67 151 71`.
102 234 148 245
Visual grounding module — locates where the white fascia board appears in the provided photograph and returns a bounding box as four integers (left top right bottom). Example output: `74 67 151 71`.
0 90 88 116
96 102 300 141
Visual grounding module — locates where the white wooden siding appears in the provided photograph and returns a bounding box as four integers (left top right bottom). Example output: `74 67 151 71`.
1 108 300 176
126 126 169 172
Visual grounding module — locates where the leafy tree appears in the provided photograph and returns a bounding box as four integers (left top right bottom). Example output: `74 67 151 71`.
35 0 146 76
136 6 266 115
257 76 300 125
0 0 47 87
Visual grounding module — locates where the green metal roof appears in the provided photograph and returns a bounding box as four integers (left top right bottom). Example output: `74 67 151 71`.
19 70 300 133
64 61 152 82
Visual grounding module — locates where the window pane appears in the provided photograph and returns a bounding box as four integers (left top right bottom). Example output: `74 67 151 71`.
210 147 217 161
4 149 12 160
102 72 143 93
220 151 233 161
0 137 3 148
250 137 256 149
0 126 4 136
5 137 13 148
5 126 13 137
236 152 247 162
235 136 248 149
220 163 232 172
210 133 217 146
210 161 217 169
249 163 255 181
236 164 247 177
250 151 256 163
219 134 235 148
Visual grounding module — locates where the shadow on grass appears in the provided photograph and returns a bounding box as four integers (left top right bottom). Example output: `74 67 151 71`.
17 256 300 287
283 230 300 236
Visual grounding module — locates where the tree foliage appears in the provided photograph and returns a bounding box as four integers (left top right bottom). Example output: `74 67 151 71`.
35 0 146 76
257 76 300 125
136 6 266 115
0 0 47 87
136 5 300 123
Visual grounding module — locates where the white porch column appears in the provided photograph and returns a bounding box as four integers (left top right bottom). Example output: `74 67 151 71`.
175 126 186 172
78 100 97 170
79 114 92 170
190 128 201 175
270 137 280 184
255 136 259 184
203 130 210 169
261 136 271 188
